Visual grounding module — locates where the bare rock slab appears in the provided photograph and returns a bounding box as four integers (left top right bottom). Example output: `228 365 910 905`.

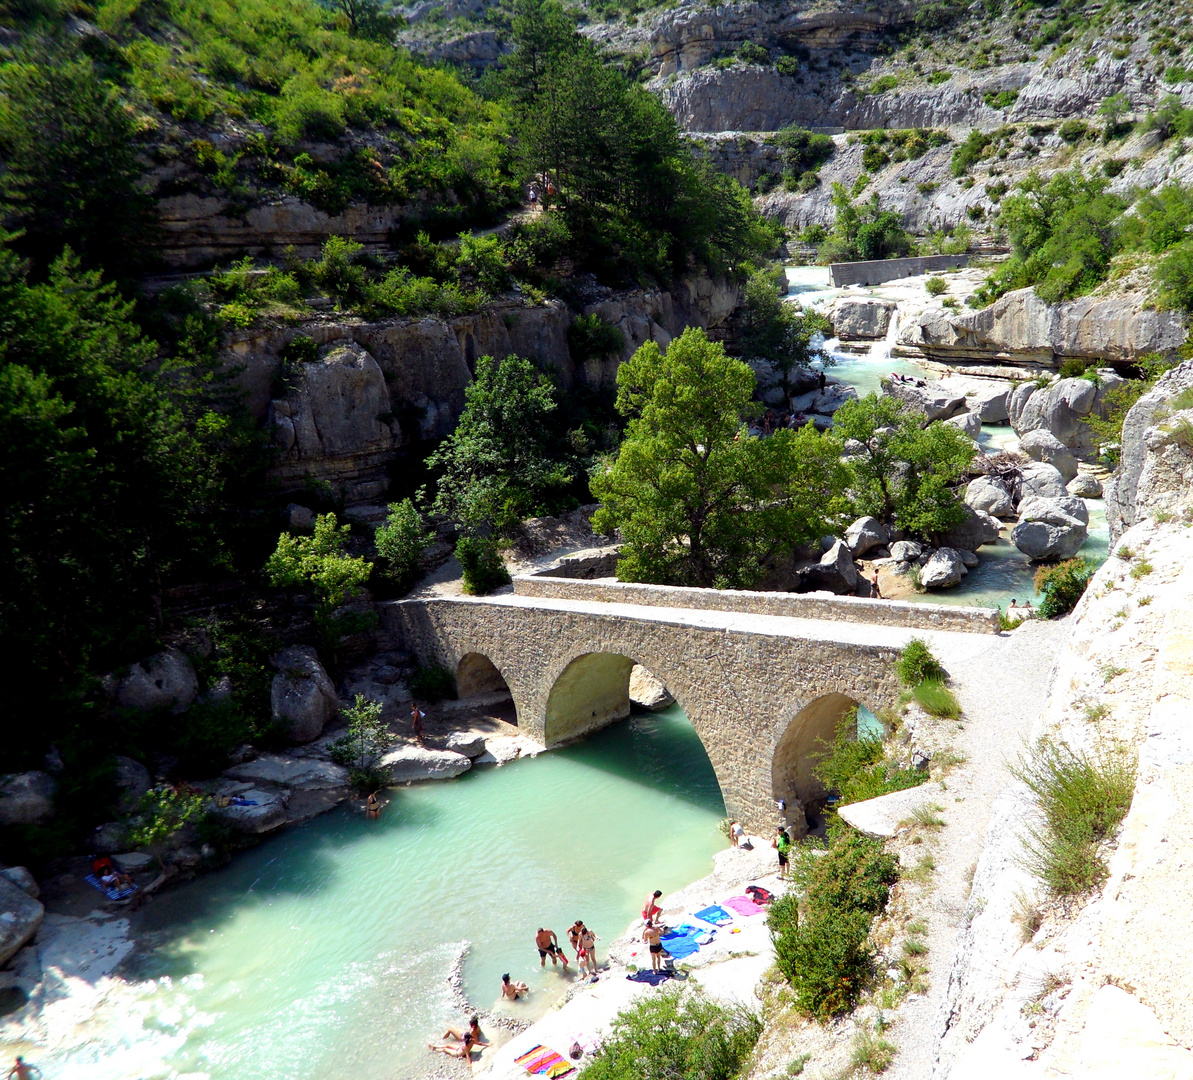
475 736 545 765
0 874 44 966
381 745 472 782
837 783 942 840
224 753 351 791
0 772 56 827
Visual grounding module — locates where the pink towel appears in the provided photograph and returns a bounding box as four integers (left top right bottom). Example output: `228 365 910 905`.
725 895 764 916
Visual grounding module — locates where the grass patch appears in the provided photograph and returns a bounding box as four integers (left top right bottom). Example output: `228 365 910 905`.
902 937 928 957
1013 739 1136 896
1011 888 1043 942
909 803 946 828
1130 558 1154 579
787 1055 811 1076
912 679 961 719
1082 701 1112 723
851 1028 897 1074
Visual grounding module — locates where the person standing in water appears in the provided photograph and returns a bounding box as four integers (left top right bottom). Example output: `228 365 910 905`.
365 791 381 819
579 925 598 977
501 973 528 1000
535 927 568 969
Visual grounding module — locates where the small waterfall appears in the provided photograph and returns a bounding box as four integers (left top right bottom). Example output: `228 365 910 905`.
867 308 900 362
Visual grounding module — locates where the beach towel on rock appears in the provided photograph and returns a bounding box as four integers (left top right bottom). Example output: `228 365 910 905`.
693 904 733 926
84 874 137 901
660 925 702 958
626 969 672 986
515 1045 575 1077
725 895 764 916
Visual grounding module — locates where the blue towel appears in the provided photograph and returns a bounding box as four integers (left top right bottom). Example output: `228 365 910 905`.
660 926 701 959
674 923 715 946
694 905 733 927
84 874 137 901
627 969 672 985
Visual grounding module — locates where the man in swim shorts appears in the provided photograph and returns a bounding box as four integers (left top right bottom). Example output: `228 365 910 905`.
535 927 568 968
643 920 664 971
642 889 663 925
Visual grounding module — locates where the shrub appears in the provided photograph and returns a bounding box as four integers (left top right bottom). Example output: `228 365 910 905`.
1034 557 1093 618
1102 158 1126 179
895 638 945 686
456 534 511 595
579 989 761 1080
775 125 836 183
912 679 961 719
1058 119 1090 143
408 665 455 702
1013 739 1136 895
328 694 393 792
770 825 898 1019
374 499 430 594
738 41 769 65
125 785 207 851
775 55 800 77
568 313 625 364
862 144 891 172
951 130 993 176
924 276 948 296
813 712 925 806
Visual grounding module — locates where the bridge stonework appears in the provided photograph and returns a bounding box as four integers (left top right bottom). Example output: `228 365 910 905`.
381 598 903 832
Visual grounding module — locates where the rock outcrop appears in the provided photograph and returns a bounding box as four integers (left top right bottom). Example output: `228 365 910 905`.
801 538 859 594
845 515 889 557
0 772 57 827
882 378 965 422
1106 360 1193 540
115 649 199 714
629 664 676 711
380 744 473 782
831 297 895 340
270 646 340 743
935 506 1002 552
919 547 968 589
1019 428 1078 482
965 475 1015 519
0 873 44 966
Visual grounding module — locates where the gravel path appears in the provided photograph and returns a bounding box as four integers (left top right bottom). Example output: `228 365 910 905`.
883 616 1072 1080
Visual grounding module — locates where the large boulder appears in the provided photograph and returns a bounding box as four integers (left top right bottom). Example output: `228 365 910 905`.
0 866 39 899
889 540 923 562
1018 460 1070 502
831 297 895 340
0 772 57 827
965 475 1015 519
475 735 543 765
440 731 488 758
1068 473 1103 498
935 505 1002 551
844 515 890 557
1012 376 1122 453
224 753 351 790
944 410 981 438
919 547 968 589
788 381 858 417
271 646 340 743
213 787 290 834
0 873 44 966
883 379 966 422
936 377 1012 423
801 539 859 594
1011 496 1090 560
1019 428 1078 482
381 745 472 782
115 649 198 714
629 665 675 711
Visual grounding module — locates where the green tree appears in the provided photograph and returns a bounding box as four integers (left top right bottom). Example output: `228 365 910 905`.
591 328 847 588
831 394 974 538
374 498 430 594
265 513 372 638
428 353 574 532
0 53 155 276
819 185 914 263
125 785 208 853
329 694 394 789
738 267 833 404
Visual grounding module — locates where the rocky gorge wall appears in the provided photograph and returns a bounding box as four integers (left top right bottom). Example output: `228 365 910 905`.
225 276 738 501
929 360 1193 1079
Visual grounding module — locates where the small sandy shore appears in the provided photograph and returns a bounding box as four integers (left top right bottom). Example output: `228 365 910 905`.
473 840 786 1079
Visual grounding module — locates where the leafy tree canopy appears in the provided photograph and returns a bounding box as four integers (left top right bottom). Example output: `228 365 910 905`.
831 393 974 539
818 184 915 264
738 267 833 404
591 328 847 588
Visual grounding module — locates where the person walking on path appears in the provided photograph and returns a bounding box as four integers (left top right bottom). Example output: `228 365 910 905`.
643 920 663 971
641 889 662 925
772 826 791 879
411 704 425 745
871 568 883 599
535 927 569 969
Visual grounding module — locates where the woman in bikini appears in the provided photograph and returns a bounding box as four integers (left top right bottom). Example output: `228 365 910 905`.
579 926 598 977
428 1029 480 1069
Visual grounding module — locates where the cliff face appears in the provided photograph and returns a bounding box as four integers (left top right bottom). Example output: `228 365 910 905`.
229 276 738 501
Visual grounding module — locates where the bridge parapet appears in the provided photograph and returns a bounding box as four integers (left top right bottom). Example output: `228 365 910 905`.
514 575 1001 634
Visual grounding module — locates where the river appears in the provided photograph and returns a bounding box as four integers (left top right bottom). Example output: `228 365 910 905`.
54 706 724 1080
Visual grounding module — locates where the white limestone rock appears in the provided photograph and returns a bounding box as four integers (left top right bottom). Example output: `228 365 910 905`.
1017 460 1069 502
0 866 39 899
837 783 942 840
965 475 1015 519
380 744 472 782
919 547 968 589
1020 428 1078 482
937 377 1012 423
440 731 488 758
115 649 199 714
212 787 290 834
889 540 923 562
944 410 982 438
1011 495 1089 560
629 664 675 711
475 736 544 766
831 297 895 339
936 505 1002 551
1067 472 1103 498
224 753 351 790
845 515 890 557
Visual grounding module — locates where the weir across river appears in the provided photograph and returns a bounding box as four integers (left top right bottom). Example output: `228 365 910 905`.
381 577 1000 831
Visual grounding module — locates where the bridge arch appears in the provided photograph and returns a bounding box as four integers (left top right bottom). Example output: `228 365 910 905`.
456 651 511 699
771 692 860 813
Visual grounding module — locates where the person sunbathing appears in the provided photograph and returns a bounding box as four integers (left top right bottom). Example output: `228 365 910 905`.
442 1016 487 1045
428 1030 479 1068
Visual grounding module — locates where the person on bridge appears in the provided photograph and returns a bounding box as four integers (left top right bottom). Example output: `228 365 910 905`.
535 928 569 969
641 889 663 925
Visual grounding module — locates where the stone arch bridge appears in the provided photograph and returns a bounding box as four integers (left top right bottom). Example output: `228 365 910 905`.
380 589 992 831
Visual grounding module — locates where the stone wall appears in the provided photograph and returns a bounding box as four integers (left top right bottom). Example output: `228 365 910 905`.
829 255 969 288
381 595 905 831
512 576 1002 634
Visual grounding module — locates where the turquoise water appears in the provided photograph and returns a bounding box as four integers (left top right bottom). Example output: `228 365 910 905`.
93 707 724 1080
